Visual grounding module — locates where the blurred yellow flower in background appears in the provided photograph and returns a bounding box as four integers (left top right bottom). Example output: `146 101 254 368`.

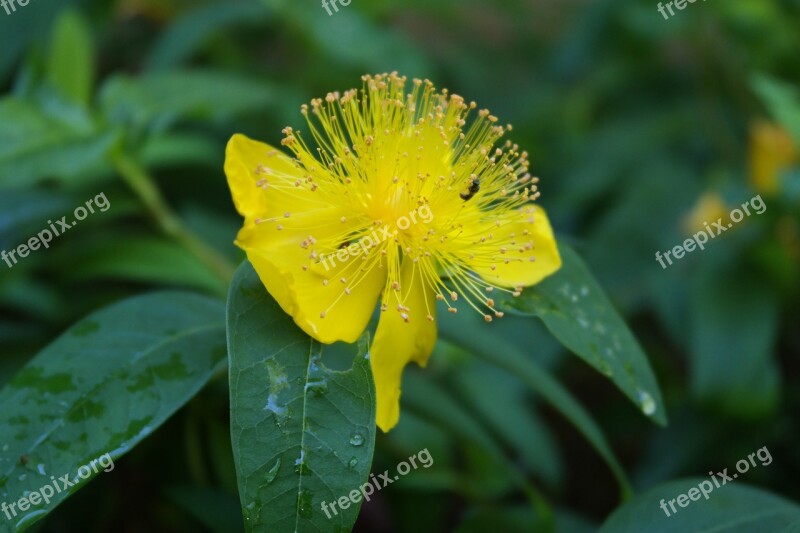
749 120 798 195
683 191 729 235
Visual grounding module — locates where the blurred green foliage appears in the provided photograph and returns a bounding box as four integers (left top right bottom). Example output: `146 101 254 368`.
0 0 799 531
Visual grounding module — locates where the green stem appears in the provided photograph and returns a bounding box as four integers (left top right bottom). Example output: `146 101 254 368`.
112 152 236 293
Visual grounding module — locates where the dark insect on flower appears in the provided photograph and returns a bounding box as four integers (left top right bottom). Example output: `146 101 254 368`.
460 176 480 201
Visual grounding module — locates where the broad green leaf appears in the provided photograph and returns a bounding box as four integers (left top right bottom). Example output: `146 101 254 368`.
600 479 800 532
0 292 227 532
501 243 667 425
227 261 375 533
46 10 94 106
0 98 117 189
689 262 780 418
438 309 632 497
99 71 278 134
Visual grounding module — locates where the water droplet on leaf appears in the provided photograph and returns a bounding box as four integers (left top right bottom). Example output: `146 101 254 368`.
637 390 656 416
295 449 310 475
265 458 281 484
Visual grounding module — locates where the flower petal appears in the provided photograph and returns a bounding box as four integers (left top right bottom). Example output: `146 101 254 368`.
370 260 437 432
466 205 561 288
226 133 387 344
239 222 387 344
225 133 308 219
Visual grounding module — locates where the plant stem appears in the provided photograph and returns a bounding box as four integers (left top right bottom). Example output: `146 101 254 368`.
112 151 236 293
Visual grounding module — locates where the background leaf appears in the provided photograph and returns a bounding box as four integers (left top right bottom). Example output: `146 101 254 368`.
0 291 227 532
438 310 632 497
0 98 116 190
501 243 667 426
99 70 279 135
600 479 800 532
689 262 781 418
46 9 94 106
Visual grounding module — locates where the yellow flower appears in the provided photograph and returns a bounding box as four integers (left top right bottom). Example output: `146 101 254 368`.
683 191 728 235
224 73 561 431
749 120 797 195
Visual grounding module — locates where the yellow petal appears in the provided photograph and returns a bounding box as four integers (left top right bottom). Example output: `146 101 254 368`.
465 205 561 288
371 260 437 432
225 133 310 220
226 133 386 344
238 222 386 344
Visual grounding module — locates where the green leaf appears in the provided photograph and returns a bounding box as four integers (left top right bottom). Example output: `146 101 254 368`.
227 261 375 532
0 292 227 532
752 74 800 145
0 190 74 251
689 262 780 418
46 10 94 106
137 133 222 169
402 371 548 509
600 479 800 532
266 1 431 75
449 356 563 488
438 310 632 497
0 98 117 190
145 1 269 71
67 235 227 295
99 70 278 134
501 243 667 425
